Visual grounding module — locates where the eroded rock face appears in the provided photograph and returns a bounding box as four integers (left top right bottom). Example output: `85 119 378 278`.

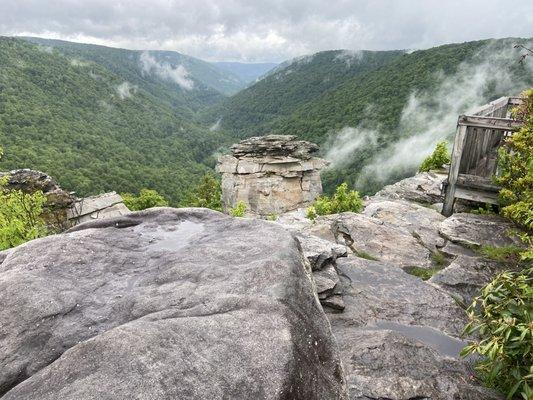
374 171 446 205
0 208 347 400
217 135 328 217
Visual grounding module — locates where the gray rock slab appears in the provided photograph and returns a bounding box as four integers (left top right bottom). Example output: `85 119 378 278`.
0 208 347 400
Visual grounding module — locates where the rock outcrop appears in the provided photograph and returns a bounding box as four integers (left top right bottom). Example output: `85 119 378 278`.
0 208 347 400
217 135 328 217
67 191 130 225
0 169 75 230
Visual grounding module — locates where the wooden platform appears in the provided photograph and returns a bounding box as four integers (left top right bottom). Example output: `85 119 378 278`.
442 96 523 216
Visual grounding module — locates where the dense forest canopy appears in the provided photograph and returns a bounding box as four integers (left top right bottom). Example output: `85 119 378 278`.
1 36 532 204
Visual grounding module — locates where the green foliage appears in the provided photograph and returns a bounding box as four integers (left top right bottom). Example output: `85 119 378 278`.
122 188 169 211
183 173 222 211
404 266 442 280
207 39 533 195
419 141 451 172
496 89 533 262
479 245 523 264
0 148 48 250
229 201 247 217
431 250 449 267
461 266 533 400
0 37 232 206
306 183 363 220
353 250 379 261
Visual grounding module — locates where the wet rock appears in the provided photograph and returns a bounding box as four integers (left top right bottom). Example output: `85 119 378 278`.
314 264 340 295
429 255 510 306
440 241 477 258
336 328 501 400
363 199 446 250
333 212 433 269
329 257 501 400
0 208 347 400
440 213 524 248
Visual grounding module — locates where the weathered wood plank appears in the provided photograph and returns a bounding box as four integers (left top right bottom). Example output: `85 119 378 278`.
454 187 499 205
442 124 468 216
458 115 523 130
456 174 500 192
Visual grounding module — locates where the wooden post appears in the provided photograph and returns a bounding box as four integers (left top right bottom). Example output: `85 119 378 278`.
442 123 468 217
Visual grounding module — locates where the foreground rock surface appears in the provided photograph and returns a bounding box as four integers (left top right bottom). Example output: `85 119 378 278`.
0 208 347 400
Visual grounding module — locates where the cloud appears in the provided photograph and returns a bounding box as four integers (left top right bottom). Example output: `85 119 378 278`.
356 40 533 187
323 127 378 169
139 51 194 90
1 1 532 62
209 118 222 132
116 81 137 99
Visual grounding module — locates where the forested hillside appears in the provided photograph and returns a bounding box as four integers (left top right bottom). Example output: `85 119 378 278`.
0 37 230 204
23 37 246 103
202 49 404 135
206 38 533 193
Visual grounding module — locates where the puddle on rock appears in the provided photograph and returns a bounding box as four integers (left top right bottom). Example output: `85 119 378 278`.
366 320 467 358
135 220 205 252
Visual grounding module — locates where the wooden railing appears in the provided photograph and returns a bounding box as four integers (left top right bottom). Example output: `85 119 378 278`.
442 96 523 216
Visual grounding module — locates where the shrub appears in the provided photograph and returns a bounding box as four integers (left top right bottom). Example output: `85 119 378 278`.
419 141 451 172
0 148 48 250
495 89 533 262
461 266 533 400
183 173 222 211
122 188 169 211
230 201 247 217
306 183 363 221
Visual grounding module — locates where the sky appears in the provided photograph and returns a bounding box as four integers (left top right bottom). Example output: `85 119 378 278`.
1 0 532 62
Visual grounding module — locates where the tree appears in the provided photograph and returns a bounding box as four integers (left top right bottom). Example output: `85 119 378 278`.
0 147 48 250
122 188 169 211
183 173 222 211
419 141 450 172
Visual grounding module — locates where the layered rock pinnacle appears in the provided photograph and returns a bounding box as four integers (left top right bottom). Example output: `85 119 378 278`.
216 135 328 216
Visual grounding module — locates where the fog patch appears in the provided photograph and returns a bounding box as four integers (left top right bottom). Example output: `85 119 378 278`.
324 127 378 168
334 50 363 67
357 40 533 187
116 81 138 99
70 58 90 67
210 118 222 132
140 52 194 91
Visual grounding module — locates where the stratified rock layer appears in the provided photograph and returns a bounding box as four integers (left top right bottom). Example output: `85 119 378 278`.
217 135 328 217
0 208 347 400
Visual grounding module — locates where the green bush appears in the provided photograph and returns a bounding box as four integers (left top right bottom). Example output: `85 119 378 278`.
182 173 222 211
461 266 533 400
0 148 48 250
306 183 363 221
419 141 451 172
122 188 169 211
496 89 533 261
229 201 247 217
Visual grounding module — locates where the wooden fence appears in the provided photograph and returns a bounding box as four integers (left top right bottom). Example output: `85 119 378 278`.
441 96 523 216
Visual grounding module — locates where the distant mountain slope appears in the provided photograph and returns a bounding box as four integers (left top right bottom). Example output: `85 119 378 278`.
201 49 405 135
0 37 230 204
22 37 246 98
205 38 533 194
212 61 278 83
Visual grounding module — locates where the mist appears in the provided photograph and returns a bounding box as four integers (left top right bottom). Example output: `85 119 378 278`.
116 81 138 99
139 52 194 91
323 41 533 191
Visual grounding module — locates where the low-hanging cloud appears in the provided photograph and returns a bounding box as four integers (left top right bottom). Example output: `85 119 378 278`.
139 52 194 90
116 81 138 99
323 127 378 168
356 41 533 187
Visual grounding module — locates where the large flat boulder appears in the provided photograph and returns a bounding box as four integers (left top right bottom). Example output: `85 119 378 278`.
363 199 446 250
373 172 446 205
329 258 501 400
332 212 434 269
440 213 523 248
0 208 347 400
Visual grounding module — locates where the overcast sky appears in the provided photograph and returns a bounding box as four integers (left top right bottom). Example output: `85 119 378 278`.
1 0 532 62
